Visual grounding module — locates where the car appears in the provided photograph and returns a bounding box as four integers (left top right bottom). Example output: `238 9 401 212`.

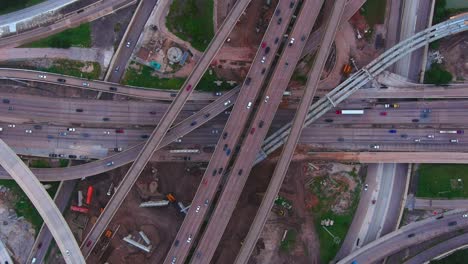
426 134 434 138
204 199 209 206
371 144 380 149
436 215 444 219
247 102 252 109
114 147 123 152
274 37 279 44
223 144 228 151
388 129 397 134
174 240 180 247
2 99 9 104
265 46 271 54
463 214 468 218
106 161 114 166
250 127 255 134
79 155 88 159
8 106 13 111
186 234 193 243
115 129 124 133
450 139 459 143
103 117 110 121
401 134 408 138
25 129 32 134
457 130 464 134
195 205 201 213
114 66 120 73
224 110 231 115
141 135 149 139
8 124 15 128
261 68 266 74
238 169 243 176
190 121 197 126
301 35 306 41
126 41 131 48
103 131 111 135
218 167 223 174
67 128 76 132
414 139 421 142
264 96 270 103
226 149 231 156
82 82 90 87
222 132 228 139
86 240 92 247
245 77 251 85
60 132 67 136
364 184 368 191
224 100 231 106
34 125 42 130
171 256 177 264
176 138 182 142
259 120 264 128
69 155 77 159
38 74 46 79
380 111 387 116
324 118 333 123
275 9 281 16
57 78 66 83
289 38 295 46
412 119 419 123
49 153 58 158
277 17 282 24
289 1 295 8
47 135 54 140
211 129 219 134
384 103 400 108
261 56 266 64
109 87 117 91
76 108 84 112
407 233 415 238
448 221 457 226
214 91 222 96
422 109 432 113
186 84 193 91
65 250 70 256
337 137 344 142
261 42 266 48
149 111 157 115
170 93 177 97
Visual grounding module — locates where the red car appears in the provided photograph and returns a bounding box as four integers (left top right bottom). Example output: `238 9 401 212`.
250 127 255 134
115 129 124 133
86 240 92 247
186 84 192 91
380 111 387 116
261 42 266 48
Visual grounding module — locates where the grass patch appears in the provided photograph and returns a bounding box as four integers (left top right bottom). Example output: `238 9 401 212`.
417 164 468 198
433 0 468 24
0 0 46 15
22 23 92 48
280 229 297 252
430 247 468 263
0 179 60 233
195 70 234 92
166 0 214 51
39 59 101 80
122 63 185 90
310 175 361 263
424 63 452 85
30 159 51 168
360 0 387 28
59 159 69 168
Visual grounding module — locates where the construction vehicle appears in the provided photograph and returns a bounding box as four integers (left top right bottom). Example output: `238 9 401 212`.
342 64 352 75
166 193 176 203
70 205 89 213
86 186 94 204
104 229 113 238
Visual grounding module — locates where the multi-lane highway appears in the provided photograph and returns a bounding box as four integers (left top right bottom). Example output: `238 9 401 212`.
0 239 13 264
0 140 85 263
163 0 302 262
80 0 255 257
236 0 346 262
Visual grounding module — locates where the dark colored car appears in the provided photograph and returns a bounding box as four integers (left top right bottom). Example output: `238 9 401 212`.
76 108 83 112
389 129 397 134
250 127 255 134
190 121 197 126
170 93 177 97
34 125 42 130
218 167 223 174
245 77 251 85
222 132 228 139
109 87 117 91
436 215 444 220
401 134 408 138
277 18 282 24
238 169 243 175
115 129 124 133
259 120 264 128
301 35 306 41
274 37 279 44
325 119 333 123
407 233 415 238
81 133 90 138
337 137 344 142
226 149 231 156
68 155 77 159
212 169 217 176
2 99 10 104
57 78 66 83
186 84 193 91
204 113 210 118
49 153 58 158
261 68 266 75
265 46 270 54
412 119 419 123
223 144 228 151
103 117 110 121
47 135 54 139
141 135 149 139
149 111 156 115
289 1 295 8
275 9 280 16
174 240 180 247
448 221 457 226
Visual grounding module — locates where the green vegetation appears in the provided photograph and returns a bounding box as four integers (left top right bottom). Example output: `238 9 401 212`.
114 22 122 33
166 0 214 51
310 174 360 263
39 59 101 80
30 159 51 168
433 0 468 25
195 70 234 92
360 0 387 28
424 63 453 85
0 179 60 233
292 71 308 85
22 23 92 48
280 229 297 252
417 164 468 198
59 159 69 167
0 0 45 15
431 247 468 263
123 63 185 89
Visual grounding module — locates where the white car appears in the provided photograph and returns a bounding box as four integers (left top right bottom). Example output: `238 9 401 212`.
261 56 266 64
289 37 295 45
224 100 231 106
126 41 131 48
8 124 15 128
67 128 76 132
427 134 435 138
104 131 111 135
247 102 252 109
264 96 269 103
371 145 380 149
195 205 201 213
176 138 182 142
414 139 421 143
82 82 90 87
463 214 468 218
171 257 177 264
450 139 459 143
186 235 192 243
38 74 47 79
364 184 368 191
25 129 32 134
106 161 114 166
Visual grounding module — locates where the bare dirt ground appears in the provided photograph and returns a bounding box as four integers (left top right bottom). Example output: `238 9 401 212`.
438 31 468 81
0 186 36 264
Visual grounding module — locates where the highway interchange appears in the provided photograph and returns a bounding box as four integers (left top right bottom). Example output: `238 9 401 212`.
0 0 467 263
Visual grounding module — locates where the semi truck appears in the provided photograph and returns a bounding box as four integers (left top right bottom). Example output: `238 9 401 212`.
335 109 364 115
439 130 464 134
70 205 89 213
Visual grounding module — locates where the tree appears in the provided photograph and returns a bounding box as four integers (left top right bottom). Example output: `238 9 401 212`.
424 63 453 85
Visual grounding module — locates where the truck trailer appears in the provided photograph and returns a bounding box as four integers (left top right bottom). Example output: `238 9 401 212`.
335 109 364 115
